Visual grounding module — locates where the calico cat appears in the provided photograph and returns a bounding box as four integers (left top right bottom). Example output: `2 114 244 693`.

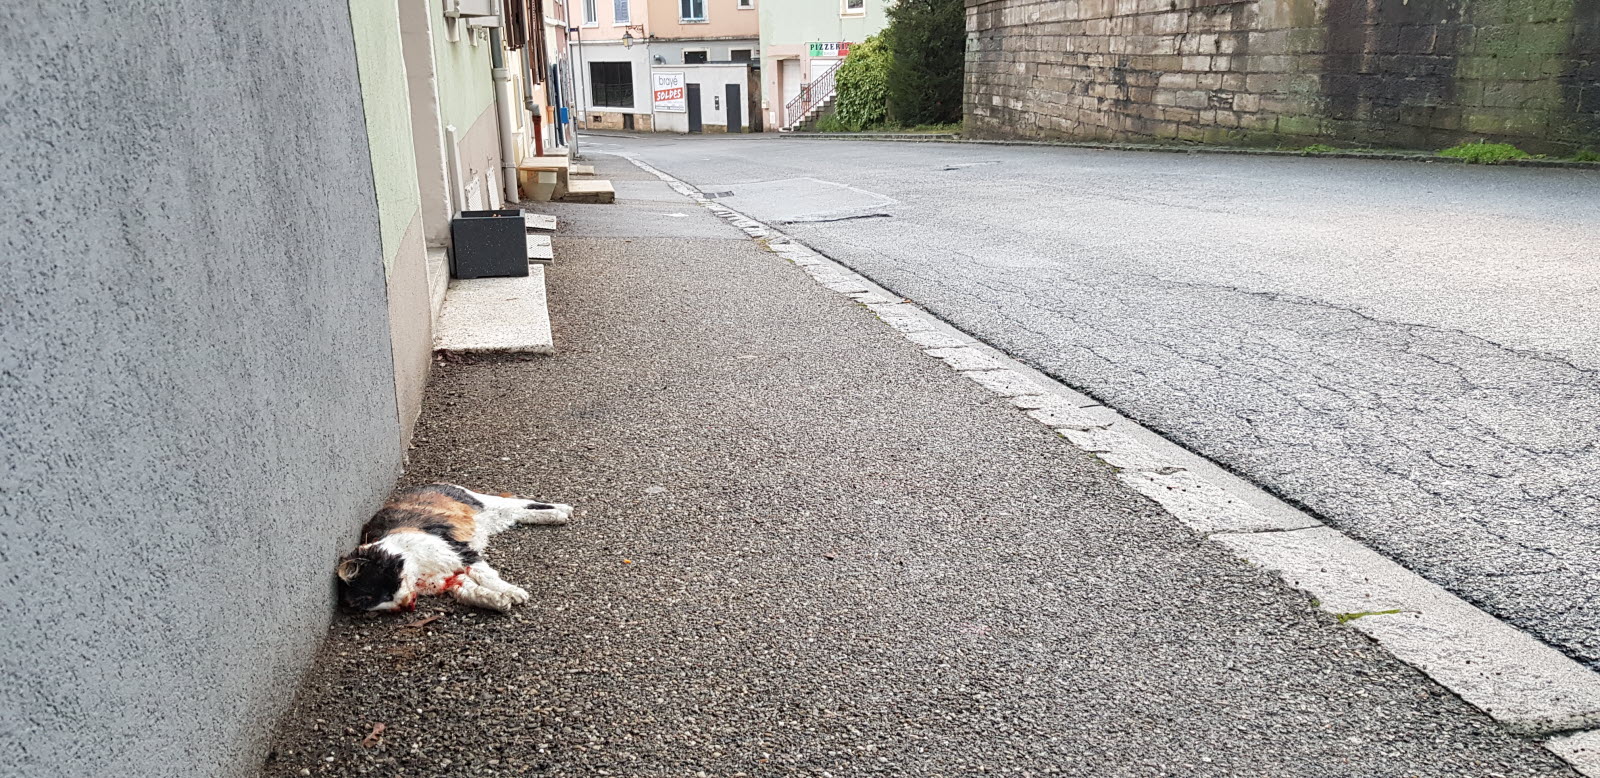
336 484 571 613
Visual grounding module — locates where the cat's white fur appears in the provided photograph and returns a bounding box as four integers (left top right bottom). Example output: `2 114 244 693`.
368 487 571 612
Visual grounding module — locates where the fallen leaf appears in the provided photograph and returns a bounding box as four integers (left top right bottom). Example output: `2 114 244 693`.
622 559 634 565
401 613 443 629
361 722 386 748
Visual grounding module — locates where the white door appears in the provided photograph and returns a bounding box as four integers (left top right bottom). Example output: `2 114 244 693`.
780 59 801 125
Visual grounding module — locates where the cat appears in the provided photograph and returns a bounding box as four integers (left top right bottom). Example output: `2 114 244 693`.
336 483 571 613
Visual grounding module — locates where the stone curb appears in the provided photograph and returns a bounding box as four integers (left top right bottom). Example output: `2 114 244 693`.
618 151 1600 775
775 134 1600 171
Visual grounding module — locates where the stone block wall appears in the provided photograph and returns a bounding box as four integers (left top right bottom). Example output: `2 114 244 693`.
965 0 1600 152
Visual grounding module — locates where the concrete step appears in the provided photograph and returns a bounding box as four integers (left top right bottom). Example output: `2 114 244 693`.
571 163 596 176
433 270 554 355
524 213 557 232
527 233 553 264
517 154 571 202
559 179 615 204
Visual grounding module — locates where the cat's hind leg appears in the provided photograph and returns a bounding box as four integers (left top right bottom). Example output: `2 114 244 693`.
459 487 573 527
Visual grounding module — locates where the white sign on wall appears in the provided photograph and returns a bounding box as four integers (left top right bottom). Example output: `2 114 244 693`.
653 71 687 113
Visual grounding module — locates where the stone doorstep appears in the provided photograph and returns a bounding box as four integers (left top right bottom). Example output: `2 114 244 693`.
518 155 571 203
518 168 563 202
432 269 553 355
559 179 616 204
527 233 553 264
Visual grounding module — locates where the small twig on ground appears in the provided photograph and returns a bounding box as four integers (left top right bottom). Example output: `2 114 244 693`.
400 613 443 629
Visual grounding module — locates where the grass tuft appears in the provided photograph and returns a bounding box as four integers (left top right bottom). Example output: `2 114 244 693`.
1572 149 1600 163
1437 141 1530 164
1300 144 1339 154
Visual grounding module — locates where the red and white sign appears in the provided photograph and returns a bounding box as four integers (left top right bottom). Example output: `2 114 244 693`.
653 72 687 113
808 41 852 58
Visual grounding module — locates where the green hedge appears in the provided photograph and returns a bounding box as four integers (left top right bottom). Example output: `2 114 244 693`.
883 0 964 126
833 35 891 131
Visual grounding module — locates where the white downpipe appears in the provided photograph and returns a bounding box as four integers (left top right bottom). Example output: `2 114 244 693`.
493 66 520 203
490 27 521 204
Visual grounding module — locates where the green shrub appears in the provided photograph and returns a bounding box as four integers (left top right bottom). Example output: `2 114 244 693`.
1300 144 1338 153
811 113 849 133
883 0 965 127
1437 141 1530 164
832 35 891 131
1572 149 1600 163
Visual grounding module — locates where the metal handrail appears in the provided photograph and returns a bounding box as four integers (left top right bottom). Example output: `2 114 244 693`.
783 59 845 130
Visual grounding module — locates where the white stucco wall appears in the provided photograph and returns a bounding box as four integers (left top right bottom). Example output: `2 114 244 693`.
649 63 757 132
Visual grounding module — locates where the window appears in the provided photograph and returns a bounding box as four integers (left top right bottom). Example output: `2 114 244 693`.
737 0 753 7
582 0 597 24
730 49 753 62
590 61 633 107
841 0 864 14
680 0 706 21
683 50 708 64
613 0 629 23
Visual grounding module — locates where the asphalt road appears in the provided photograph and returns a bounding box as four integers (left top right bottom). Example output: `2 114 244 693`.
592 133 1600 670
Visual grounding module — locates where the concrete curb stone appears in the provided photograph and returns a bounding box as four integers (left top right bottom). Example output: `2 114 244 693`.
774 134 1600 171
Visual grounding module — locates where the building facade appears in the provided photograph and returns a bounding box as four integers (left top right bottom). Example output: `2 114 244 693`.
572 0 761 131
0 2 575 776
757 0 889 129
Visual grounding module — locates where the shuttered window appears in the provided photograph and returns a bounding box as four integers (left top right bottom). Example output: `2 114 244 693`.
589 61 634 107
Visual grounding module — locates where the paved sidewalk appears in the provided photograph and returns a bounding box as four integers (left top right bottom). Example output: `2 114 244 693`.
262 155 1571 777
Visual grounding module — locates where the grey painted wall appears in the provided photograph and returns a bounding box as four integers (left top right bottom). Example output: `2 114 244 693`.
0 3 401 777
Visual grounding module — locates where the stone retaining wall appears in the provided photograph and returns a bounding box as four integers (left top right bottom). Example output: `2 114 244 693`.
965 0 1600 153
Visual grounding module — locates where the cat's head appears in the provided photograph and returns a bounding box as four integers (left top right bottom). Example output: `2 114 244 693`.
335 544 414 611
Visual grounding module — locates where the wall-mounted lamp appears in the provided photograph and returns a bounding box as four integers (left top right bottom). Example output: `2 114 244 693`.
620 25 647 48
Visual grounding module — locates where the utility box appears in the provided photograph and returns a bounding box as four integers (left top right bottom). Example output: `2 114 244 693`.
450 210 528 279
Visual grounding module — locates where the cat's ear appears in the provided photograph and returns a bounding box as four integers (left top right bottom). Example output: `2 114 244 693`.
336 557 365 582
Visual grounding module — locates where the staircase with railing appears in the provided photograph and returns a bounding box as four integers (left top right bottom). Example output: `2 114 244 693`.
782 60 844 132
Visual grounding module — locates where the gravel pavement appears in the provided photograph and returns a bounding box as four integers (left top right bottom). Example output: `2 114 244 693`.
261 155 1572 777
588 134 1600 671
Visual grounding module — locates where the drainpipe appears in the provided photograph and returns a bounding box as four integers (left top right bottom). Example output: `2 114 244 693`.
568 24 584 159
489 26 521 204
521 14 545 156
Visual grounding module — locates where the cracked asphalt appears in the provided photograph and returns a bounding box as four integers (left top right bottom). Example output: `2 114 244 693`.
259 155 1575 777
592 134 1600 670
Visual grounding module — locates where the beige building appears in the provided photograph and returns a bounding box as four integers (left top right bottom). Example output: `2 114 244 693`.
573 0 760 132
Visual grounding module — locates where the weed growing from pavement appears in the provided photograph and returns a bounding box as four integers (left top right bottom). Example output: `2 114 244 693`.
1335 609 1404 624
1438 141 1531 164
1300 144 1339 154
1573 149 1600 162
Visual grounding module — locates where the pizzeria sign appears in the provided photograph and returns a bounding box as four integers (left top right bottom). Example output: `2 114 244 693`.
808 41 852 58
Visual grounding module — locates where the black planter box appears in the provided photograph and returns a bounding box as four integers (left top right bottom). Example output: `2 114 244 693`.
450 209 528 279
